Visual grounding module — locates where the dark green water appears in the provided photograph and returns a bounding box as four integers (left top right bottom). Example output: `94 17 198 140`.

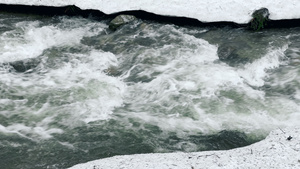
0 12 300 168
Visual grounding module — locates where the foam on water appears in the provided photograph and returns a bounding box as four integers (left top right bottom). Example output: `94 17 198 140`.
0 17 106 63
0 50 125 139
0 13 300 169
1 17 299 142
0 16 126 140
118 25 300 136
238 44 289 87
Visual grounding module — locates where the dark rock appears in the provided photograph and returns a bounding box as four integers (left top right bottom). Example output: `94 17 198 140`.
64 5 81 16
217 44 238 61
9 58 41 72
104 66 122 76
109 15 137 30
249 8 270 31
217 41 253 66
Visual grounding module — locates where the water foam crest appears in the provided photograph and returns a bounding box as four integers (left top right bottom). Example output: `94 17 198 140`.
0 16 124 139
0 17 106 63
1 50 125 139
121 33 246 133
239 44 289 87
119 26 297 136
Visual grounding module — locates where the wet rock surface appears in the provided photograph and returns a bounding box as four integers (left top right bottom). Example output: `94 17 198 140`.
217 42 252 66
109 15 137 30
9 58 41 72
249 8 270 30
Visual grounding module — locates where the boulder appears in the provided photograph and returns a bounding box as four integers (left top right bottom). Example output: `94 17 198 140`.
249 8 270 31
217 41 253 66
104 66 121 76
64 5 81 16
109 15 137 30
9 58 40 72
217 44 238 61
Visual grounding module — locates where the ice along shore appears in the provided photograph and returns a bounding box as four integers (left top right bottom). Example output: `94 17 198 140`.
0 0 300 24
69 127 300 169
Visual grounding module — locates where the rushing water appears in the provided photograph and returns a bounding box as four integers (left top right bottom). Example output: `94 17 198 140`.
0 12 300 168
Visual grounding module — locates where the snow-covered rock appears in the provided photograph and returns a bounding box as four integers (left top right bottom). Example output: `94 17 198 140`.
69 127 300 169
0 0 300 24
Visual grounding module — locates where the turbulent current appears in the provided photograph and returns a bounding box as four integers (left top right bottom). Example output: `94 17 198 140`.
0 12 300 168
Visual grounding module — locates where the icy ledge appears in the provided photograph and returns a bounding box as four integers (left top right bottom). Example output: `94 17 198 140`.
0 0 300 24
69 127 300 169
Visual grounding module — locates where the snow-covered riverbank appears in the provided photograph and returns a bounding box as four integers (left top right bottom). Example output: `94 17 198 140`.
70 127 300 169
0 0 300 24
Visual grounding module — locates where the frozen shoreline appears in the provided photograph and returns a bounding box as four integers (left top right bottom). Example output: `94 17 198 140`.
0 0 300 24
69 127 300 169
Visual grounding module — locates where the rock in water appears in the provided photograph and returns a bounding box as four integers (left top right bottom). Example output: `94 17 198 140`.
249 8 270 31
109 15 137 30
9 58 40 72
104 66 121 76
217 44 237 61
217 41 252 66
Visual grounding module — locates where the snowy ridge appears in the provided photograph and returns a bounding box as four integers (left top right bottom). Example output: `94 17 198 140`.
70 127 300 169
0 0 300 23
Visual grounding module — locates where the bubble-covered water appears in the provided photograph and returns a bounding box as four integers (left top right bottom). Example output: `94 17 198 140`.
0 12 300 168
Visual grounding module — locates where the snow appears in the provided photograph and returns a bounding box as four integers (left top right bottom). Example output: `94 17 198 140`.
69 127 300 169
0 0 300 23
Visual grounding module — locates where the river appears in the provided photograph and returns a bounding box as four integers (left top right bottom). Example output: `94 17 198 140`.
0 12 300 168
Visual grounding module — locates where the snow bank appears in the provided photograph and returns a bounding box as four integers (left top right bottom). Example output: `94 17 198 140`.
0 0 300 23
69 127 300 169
